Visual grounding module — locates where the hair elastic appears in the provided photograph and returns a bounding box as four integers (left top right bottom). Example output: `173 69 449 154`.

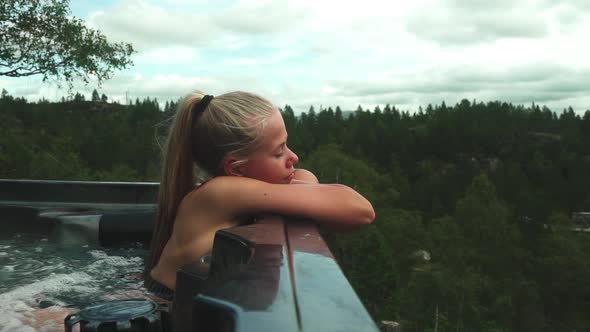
192 95 214 119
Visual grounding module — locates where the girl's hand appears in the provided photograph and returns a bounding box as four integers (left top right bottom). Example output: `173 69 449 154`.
290 179 313 185
291 169 319 184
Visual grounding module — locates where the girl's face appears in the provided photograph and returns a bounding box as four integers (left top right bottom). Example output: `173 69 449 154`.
240 110 299 184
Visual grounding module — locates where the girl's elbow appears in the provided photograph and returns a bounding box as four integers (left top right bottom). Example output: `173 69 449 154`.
368 206 376 224
360 204 376 226
326 205 374 231
351 190 375 226
335 186 375 228
349 202 375 228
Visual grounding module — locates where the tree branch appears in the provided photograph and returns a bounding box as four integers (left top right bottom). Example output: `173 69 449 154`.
0 0 134 87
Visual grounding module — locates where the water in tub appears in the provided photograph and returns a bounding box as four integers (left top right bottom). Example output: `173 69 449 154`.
0 230 148 331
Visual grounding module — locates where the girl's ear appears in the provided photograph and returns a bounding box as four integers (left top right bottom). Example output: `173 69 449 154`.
223 157 247 177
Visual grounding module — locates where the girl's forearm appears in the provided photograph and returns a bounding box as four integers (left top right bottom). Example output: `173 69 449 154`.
290 179 346 188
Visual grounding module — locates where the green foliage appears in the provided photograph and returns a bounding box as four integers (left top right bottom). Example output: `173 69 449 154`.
0 90 160 181
0 0 134 88
2 91 590 331
301 144 399 206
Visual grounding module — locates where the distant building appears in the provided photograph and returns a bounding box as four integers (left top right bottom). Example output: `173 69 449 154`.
481 157 500 172
470 156 500 172
573 212 590 227
572 212 590 232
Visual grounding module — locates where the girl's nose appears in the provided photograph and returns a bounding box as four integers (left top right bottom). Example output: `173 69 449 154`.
287 148 299 168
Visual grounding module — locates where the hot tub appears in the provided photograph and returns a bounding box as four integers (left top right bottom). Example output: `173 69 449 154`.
0 179 157 331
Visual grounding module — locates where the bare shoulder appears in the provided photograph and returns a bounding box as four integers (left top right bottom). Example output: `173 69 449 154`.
193 176 259 199
181 176 262 212
173 177 249 237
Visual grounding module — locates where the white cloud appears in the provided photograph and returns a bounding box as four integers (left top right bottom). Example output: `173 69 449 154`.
86 0 221 50
2 72 276 107
135 46 199 65
324 62 590 111
321 85 336 95
405 0 550 45
4 0 590 114
222 50 300 66
214 0 308 34
86 0 308 51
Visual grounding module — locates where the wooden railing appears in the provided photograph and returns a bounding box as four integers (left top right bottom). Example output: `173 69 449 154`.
174 215 379 331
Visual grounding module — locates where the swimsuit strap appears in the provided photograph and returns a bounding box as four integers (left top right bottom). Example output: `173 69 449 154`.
144 275 174 301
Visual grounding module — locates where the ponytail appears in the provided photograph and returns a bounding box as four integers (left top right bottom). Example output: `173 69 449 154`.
145 92 206 273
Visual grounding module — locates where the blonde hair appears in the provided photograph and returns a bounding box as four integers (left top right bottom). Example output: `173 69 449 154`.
146 91 276 272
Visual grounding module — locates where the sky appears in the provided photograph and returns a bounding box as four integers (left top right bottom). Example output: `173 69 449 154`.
2 0 590 113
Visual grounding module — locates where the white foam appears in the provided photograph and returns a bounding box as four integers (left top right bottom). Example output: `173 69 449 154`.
0 303 73 332
0 312 36 332
84 251 143 277
35 262 67 273
0 245 145 332
2 265 15 272
0 300 35 332
88 250 108 259
0 272 95 308
0 272 97 332
90 255 142 268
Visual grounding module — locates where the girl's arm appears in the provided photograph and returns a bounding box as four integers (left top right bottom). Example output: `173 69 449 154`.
206 176 375 231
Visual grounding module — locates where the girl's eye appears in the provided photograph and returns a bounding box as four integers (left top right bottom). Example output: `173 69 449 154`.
274 143 287 158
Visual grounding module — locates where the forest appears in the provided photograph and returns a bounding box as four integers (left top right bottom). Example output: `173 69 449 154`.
1 88 589 332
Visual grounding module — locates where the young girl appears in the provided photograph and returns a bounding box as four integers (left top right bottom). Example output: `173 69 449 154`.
145 91 375 299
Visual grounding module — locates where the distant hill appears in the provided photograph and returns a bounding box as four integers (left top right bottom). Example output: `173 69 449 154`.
341 110 355 118
296 110 355 118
